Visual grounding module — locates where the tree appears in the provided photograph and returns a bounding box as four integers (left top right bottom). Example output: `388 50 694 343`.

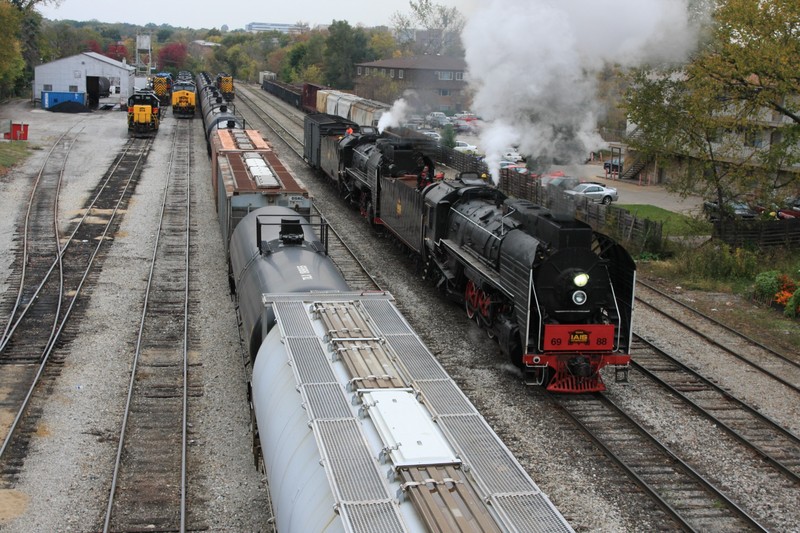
368 29 397 60
0 0 24 97
391 0 464 57
624 0 800 214
106 42 129 63
158 42 188 71
323 20 369 89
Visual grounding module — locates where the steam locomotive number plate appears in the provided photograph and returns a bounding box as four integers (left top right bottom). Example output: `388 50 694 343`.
543 324 615 351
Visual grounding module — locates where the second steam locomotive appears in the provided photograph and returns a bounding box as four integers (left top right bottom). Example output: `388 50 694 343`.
304 113 636 393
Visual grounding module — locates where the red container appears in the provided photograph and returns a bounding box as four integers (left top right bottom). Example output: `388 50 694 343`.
8 123 28 140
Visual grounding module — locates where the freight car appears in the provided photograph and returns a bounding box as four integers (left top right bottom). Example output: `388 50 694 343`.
126 89 160 137
229 205 575 532
305 115 636 393
197 72 244 151
261 78 389 127
208 127 311 253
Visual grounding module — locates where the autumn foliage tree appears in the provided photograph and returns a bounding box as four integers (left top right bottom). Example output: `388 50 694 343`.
158 42 188 71
105 43 129 62
624 0 800 212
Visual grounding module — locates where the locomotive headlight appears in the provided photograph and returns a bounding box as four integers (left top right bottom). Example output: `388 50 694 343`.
572 290 588 305
573 273 590 288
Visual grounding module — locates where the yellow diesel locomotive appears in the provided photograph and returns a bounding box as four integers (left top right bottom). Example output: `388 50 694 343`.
216 72 234 101
171 79 196 118
127 90 160 137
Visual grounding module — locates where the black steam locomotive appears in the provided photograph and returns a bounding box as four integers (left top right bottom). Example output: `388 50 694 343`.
304 113 636 393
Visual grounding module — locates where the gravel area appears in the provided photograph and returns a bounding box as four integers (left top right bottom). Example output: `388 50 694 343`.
0 100 267 531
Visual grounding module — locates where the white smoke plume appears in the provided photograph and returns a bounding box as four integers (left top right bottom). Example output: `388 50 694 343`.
463 0 699 182
377 98 411 133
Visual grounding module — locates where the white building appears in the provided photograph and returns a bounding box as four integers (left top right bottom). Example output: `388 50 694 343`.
33 52 136 109
245 22 305 34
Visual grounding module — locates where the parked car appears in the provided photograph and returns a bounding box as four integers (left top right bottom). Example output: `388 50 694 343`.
451 119 475 133
498 160 518 169
420 130 441 142
603 157 624 173
501 164 531 176
778 196 800 219
502 149 525 163
565 182 619 204
453 140 478 154
702 200 757 221
426 111 450 128
541 175 582 191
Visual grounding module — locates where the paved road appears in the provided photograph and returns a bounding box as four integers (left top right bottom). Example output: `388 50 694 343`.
551 162 704 216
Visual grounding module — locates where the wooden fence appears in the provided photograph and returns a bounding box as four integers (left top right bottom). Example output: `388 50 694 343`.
430 148 662 253
711 218 800 248
496 170 663 254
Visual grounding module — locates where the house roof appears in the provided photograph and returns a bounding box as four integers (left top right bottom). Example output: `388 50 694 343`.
356 56 466 71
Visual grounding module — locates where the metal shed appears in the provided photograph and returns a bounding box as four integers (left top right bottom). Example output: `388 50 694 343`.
33 52 136 109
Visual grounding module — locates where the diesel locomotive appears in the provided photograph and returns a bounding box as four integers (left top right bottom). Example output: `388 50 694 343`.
171 71 196 118
126 89 160 137
304 114 636 393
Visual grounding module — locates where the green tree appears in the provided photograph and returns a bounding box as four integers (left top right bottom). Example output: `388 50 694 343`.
368 29 397 59
323 20 369 89
391 0 464 57
0 0 24 97
624 0 800 215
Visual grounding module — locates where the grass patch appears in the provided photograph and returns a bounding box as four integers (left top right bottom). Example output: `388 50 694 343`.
617 203 711 237
0 141 32 175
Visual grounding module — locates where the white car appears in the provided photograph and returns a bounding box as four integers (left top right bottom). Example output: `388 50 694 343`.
454 140 478 154
502 149 525 162
564 182 619 204
421 131 441 142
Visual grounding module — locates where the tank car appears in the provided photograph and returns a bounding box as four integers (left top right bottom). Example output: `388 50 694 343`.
228 207 351 362
126 89 160 137
230 206 575 533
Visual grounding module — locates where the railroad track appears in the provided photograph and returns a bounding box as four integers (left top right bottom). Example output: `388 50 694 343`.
555 393 768 532
236 87 304 156
0 135 153 482
237 86 380 292
636 280 800 394
630 334 800 482
102 118 204 532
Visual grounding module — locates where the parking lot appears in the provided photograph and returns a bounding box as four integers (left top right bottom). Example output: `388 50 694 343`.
441 130 704 216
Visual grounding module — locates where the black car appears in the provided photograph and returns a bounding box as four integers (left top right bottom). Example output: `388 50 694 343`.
702 200 757 221
603 157 624 173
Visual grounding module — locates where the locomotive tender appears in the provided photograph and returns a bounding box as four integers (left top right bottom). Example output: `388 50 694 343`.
228 206 574 532
304 115 636 393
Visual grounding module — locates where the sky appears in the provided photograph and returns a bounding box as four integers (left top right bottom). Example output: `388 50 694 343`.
37 0 475 31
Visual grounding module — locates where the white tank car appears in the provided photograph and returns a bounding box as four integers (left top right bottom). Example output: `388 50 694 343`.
250 290 575 533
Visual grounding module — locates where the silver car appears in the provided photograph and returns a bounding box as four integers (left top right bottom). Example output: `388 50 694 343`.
565 182 619 205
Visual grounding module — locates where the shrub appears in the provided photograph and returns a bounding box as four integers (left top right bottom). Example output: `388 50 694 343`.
784 288 800 319
753 270 782 300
